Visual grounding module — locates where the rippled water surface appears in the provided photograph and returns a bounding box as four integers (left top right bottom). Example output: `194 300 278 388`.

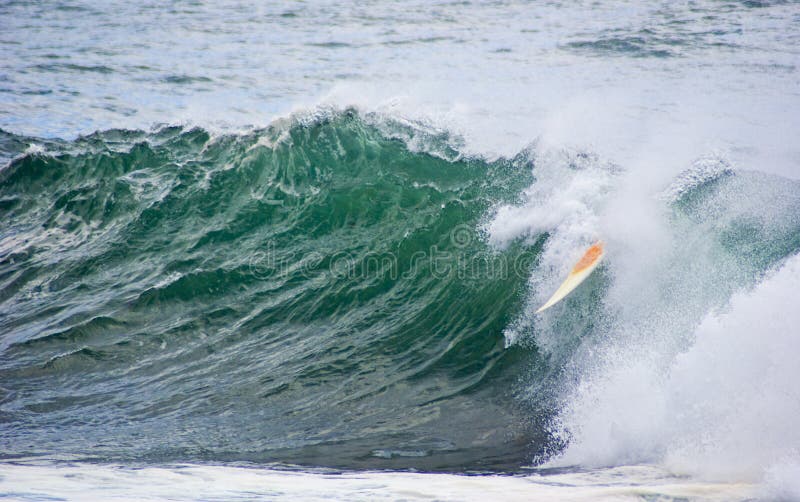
2 0 800 499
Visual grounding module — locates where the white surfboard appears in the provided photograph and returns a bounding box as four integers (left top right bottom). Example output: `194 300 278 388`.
536 241 604 313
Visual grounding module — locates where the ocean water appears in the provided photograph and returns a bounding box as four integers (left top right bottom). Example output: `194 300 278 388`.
2 0 800 500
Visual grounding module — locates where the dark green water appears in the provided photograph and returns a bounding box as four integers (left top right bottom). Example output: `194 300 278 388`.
0 111 550 471
3 110 800 473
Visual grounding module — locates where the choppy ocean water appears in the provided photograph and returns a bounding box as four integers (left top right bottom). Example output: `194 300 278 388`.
2 1 800 500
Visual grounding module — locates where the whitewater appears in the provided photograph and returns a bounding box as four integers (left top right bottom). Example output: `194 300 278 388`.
2 1 800 500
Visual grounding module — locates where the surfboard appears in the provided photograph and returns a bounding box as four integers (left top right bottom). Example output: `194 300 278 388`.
536 241 604 313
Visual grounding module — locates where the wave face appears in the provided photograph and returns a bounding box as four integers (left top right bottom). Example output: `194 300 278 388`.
2 110 800 479
0 112 544 471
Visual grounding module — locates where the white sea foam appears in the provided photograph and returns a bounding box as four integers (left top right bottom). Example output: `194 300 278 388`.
547 248 800 496
0 462 755 501
485 126 800 497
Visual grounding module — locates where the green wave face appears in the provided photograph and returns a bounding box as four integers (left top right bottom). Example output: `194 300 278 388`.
0 112 543 470
2 111 800 472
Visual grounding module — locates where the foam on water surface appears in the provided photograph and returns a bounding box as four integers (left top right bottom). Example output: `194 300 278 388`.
0 462 757 502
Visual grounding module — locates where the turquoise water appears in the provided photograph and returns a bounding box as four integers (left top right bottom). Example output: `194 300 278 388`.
2 0 800 498
1 113 545 470
3 110 800 473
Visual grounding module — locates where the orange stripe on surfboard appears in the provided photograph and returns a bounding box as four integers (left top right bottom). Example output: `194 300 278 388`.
536 241 604 313
572 241 604 274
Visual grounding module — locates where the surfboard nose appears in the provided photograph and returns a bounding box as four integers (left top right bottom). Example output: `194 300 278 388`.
536 241 604 313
